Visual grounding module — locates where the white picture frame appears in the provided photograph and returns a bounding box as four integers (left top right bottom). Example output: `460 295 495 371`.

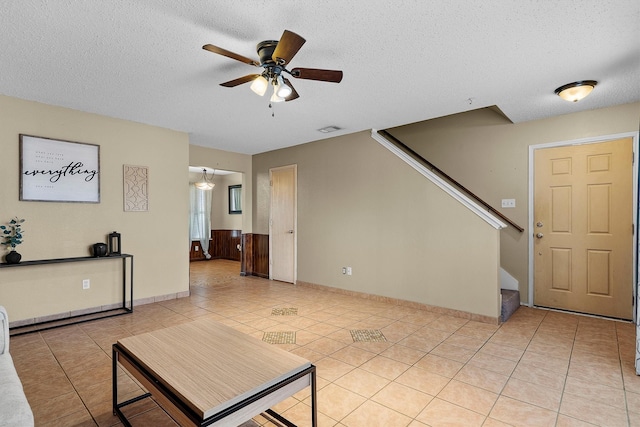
19 134 100 203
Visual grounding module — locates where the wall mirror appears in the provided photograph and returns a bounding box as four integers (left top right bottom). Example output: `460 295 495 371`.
229 185 242 214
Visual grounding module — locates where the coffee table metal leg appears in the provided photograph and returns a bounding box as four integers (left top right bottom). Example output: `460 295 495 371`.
112 346 151 426
260 366 317 427
112 347 117 417
311 367 317 427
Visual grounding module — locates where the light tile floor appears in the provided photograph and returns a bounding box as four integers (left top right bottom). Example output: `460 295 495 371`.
9 260 640 426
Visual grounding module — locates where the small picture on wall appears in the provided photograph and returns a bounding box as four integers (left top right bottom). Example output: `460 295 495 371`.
229 184 242 214
19 134 100 203
123 165 149 212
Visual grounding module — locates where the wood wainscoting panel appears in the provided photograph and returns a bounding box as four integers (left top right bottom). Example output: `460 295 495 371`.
241 234 253 275
190 230 242 262
241 234 269 278
211 230 242 261
190 240 211 261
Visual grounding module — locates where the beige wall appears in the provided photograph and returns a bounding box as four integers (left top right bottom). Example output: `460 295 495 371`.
389 102 640 304
189 145 252 233
253 131 502 319
212 173 243 230
0 95 190 322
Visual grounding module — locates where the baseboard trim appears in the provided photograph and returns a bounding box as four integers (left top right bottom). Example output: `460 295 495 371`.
296 281 499 325
9 290 191 329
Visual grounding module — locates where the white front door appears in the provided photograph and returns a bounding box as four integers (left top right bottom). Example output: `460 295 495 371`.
533 138 633 319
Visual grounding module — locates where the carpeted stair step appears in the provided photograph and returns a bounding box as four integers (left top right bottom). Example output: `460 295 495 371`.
501 289 520 323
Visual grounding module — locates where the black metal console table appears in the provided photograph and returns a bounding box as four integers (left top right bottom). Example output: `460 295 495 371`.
1 254 133 335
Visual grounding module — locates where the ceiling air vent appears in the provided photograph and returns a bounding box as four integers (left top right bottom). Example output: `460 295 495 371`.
317 126 341 133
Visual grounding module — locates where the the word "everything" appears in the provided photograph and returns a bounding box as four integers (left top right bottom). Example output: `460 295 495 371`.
24 162 98 183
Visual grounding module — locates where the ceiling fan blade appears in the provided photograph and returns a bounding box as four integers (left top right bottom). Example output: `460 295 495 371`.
220 74 261 87
203 44 260 67
272 30 306 65
290 68 343 83
283 78 299 102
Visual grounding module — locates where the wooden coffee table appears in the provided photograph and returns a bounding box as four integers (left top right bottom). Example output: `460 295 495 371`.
112 319 316 426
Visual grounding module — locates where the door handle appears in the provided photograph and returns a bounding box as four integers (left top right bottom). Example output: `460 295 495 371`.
287 230 294 234
536 233 544 238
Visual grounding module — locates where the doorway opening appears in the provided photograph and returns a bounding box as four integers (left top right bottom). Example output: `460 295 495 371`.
188 166 244 284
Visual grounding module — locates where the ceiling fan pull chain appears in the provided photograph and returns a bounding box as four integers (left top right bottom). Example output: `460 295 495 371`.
269 102 275 117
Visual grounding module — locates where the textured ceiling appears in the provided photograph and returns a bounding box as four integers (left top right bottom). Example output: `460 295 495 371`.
0 1 638 154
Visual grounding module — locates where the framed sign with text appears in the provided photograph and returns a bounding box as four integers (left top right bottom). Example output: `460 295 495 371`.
19 134 100 203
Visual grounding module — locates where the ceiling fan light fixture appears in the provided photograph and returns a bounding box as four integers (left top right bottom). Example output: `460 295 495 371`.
250 75 269 96
203 30 343 103
195 168 215 190
554 80 597 102
270 82 285 103
270 92 285 103
275 75 292 98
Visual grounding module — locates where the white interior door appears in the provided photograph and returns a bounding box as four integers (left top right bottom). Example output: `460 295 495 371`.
269 165 297 283
637 238 640 374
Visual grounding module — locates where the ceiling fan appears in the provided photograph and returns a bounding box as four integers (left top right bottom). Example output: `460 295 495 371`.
203 30 343 102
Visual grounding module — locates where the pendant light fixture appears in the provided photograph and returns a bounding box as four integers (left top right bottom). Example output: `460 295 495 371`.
195 168 215 190
554 80 598 102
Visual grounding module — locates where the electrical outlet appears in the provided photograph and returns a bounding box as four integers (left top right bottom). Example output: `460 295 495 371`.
501 199 516 208
82 279 90 290
346 267 352 276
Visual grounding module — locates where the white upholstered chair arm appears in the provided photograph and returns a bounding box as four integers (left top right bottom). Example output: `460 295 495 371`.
0 305 9 354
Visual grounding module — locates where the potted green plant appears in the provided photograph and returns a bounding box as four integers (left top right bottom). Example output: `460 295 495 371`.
1 217 25 264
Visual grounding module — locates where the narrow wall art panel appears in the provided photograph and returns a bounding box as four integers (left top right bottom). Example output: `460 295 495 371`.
123 165 148 212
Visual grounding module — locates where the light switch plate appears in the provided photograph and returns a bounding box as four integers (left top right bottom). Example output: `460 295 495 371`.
501 199 516 208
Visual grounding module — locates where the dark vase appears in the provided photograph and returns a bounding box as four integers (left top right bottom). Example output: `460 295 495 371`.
92 243 108 257
5 250 21 264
